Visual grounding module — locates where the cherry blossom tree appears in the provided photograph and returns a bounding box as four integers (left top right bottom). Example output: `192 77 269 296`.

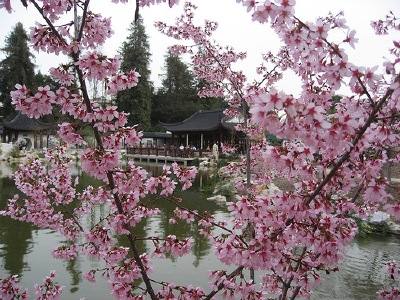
0 0 399 299
378 261 400 300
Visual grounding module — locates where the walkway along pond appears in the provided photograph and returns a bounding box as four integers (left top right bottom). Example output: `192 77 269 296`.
0 161 399 299
126 145 213 166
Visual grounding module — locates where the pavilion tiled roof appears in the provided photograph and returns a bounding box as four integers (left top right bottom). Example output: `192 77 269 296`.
142 132 172 139
159 109 235 132
3 112 53 131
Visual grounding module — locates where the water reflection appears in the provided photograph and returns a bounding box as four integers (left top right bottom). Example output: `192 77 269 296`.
0 165 33 277
310 235 400 300
0 160 222 297
1 161 399 299
116 164 225 267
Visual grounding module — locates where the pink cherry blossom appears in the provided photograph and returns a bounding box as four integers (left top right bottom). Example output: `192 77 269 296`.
0 0 12 13
75 52 120 81
57 123 86 146
106 70 141 95
0 275 28 300
378 261 400 300
49 66 75 85
34 271 64 300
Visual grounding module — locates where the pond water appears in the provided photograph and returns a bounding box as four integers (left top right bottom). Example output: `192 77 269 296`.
0 160 399 299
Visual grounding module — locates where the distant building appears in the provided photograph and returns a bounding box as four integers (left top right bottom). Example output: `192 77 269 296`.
141 131 172 147
1 112 54 149
159 109 244 150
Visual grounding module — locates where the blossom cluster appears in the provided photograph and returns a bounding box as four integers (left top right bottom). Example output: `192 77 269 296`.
378 261 400 300
0 275 28 300
33 271 64 300
152 235 194 257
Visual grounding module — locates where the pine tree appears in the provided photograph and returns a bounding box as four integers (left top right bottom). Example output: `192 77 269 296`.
115 17 153 131
0 22 36 120
152 51 201 124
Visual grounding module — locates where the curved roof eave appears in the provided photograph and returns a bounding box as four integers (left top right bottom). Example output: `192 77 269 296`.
159 109 226 132
3 112 53 131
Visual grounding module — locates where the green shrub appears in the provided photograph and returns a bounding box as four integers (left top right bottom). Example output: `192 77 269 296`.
10 146 20 158
352 215 391 237
219 153 228 160
219 186 233 198
216 159 229 169
219 153 239 160
200 172 219 194
352 216 372 237
191 157 200 167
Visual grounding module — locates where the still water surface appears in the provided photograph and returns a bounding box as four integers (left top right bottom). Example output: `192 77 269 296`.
0 161 399 299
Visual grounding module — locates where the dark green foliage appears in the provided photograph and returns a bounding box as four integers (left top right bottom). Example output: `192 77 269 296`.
152 51 201 124
9 146 21 158
115 17 153 131
152 51 227 126
0 23 35 120
34 71 61 91
327 95 342 115
216 159 229 169
219 186 233 198
191 157 200 167
199 172 220 194
352 215 391 237
219 152 239 160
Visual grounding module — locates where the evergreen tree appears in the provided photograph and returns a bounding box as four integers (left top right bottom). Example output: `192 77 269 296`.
115 17 153 131
0 22 35 120
34 71 60 91
152 51 201 124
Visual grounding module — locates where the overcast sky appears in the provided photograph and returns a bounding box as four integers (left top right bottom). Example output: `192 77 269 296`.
0 0 399 94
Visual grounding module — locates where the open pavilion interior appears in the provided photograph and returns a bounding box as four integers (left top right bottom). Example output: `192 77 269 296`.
159 109 245 151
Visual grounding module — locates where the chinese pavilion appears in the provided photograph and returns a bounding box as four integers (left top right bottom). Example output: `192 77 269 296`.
159 109 244 150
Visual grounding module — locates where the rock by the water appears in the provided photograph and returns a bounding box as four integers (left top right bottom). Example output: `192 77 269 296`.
207 195 227 205
368 211 390 224
1 143 14 159
388 221 400 235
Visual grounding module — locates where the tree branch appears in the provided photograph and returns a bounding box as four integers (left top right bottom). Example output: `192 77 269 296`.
306 73 400 206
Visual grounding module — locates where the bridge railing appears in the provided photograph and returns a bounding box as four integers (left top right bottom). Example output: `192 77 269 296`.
126 145 211 158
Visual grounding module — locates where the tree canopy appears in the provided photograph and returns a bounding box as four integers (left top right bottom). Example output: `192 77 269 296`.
0 22 35 120
115 16 153 131
153 51 227 125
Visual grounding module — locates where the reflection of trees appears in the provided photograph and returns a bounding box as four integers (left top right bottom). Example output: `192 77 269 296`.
121 163 225 265
191 231 210 268
116 215 148 256
0 161 227 288
65 250 82 294
153 188 227 265
313 236 400 299
0 176 33 276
